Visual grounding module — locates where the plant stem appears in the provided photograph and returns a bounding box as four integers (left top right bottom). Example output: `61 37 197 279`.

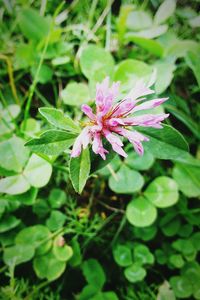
0 54 20 105
105 10 111 51
22 34 50 131
24 280 50 300
23 1 66 131
98 200 125 214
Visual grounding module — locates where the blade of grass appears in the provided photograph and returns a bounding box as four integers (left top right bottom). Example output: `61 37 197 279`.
0 54 20 105
23 1 65 131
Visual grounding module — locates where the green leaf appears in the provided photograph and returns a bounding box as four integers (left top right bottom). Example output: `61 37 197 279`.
134 244 154 265
39 107 80 133
53 236 73 262
48 188 66 208
80 45 114 81
31 64 53 84
165 104 200 139
4 244 35 266
172 164 200 198
185 51 200 87
169 254 185 268
172 239 196 256
160 215 181 237
126 196 157 227
79 284 98 300
98 156 121 177
154 0 176 25
25 130 76 156
191 233 200 251
144 176 179 208
154 60 176 94
6 187 38 205
126 11 152 30
133 225 157 241
18 8 49 41
46 210 67 231
23 154 52 188
0 175 30 195
139 125 200 167
21 118 41 136
15 225 51 256
52 56 70 66
113 244 133 267
108 165 144 194
125 151 154 171
0 215 21 233
14 43 36 69
188 15 200 28
125 36 164 57
125 25 168 39
170 276 193 299
91 292 119 300
69 238 82 267
69 148 91 194
114 59 153 90
124 263 147 283
117 4 133 43
82 259 106 290
1 104 21 122
178 224 193 238
33 251 66 281
61 82 90 106
33 198 50 218
181 262 200 299
0 136 29 172
165 40 200 59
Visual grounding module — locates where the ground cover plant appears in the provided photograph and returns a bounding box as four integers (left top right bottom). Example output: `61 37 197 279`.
0 0 200 299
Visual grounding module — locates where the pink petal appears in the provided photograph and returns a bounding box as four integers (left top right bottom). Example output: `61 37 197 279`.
132 98 168 113
103 129 127 158
96 77 110 110
111 80 155 118
92 132 108 160
96 77 120 116
121 113 169 127
111 99 136 118
125 79 154 101
107 118 125 127
71 127 91 157
114 127 148 156
81 104 95 120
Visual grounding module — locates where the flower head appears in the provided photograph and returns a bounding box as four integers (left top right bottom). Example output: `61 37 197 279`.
71 77 169 160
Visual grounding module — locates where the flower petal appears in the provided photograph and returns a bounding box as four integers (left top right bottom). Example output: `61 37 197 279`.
103 129 127 158
71 127 91 157
126 79 154 100
96 77 110 110
114 127 149 156
92 132 108 160
96 77 120 115
111 80 154 118
122 113 169 128
81 104 95 120
132 98 168 113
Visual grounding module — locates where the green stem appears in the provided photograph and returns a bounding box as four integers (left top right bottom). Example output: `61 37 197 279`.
22 35 50 131
105 10 111 51
0 54 20 105
0 265 7 274
23 1 65 131
88 0 98 27
24 280 50 300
